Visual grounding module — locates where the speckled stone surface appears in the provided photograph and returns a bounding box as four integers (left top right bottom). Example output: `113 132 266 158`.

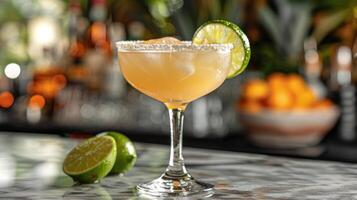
0 132 357 199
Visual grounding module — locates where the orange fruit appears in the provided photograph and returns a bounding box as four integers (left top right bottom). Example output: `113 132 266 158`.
267 73 286 90
286 74 306 95
238 99 263 113
241 79 269 100
266 88 293 110
292 87 316 109
312 99 333 110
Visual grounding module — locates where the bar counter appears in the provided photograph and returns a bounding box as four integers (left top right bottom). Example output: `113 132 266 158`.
0 132 357 199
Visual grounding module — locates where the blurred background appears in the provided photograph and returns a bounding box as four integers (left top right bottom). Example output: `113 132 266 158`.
0 0 356 161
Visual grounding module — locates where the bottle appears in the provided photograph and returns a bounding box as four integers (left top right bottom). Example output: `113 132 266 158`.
128 21 145 40
68 0 86 61
105 22 126 99
66 0 88 86
29 47 66 120
334 46 356 141
304 38 327 99
86 0 112 57
352 7 357 84
84 0 112 92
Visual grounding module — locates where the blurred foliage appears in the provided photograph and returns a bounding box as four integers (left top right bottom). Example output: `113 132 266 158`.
0 0 65 69
108 0 355 75
259 1 312 61
0 0 28 70
109 0 246 40
0 0 355 75
256 0 356 75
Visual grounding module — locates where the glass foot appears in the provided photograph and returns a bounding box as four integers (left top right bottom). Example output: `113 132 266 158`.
136 172 214 198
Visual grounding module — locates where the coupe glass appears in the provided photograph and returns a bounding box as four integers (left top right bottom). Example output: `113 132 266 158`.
116 41 233 197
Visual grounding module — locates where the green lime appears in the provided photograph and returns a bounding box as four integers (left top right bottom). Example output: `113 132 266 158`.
101 131 137 174
63 136 117 184
193 19 251 78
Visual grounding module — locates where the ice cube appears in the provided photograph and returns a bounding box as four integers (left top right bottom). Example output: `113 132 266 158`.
144 37 182 44
173 53 195 81
143 37 195 81
143 53 162 66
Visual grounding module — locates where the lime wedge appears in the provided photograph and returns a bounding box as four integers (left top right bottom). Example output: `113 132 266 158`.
193 20 251 78
63 136 117 184
101 131 137 174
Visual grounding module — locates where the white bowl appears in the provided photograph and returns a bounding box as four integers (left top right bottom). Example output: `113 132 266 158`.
238 106 340 148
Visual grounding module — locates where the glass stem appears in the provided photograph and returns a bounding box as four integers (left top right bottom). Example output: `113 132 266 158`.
165 108 188 177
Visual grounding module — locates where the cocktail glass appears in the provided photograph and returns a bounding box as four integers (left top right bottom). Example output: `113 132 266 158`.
116 41 233 197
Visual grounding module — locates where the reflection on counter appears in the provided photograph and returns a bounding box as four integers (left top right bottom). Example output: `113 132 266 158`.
2 133 357 199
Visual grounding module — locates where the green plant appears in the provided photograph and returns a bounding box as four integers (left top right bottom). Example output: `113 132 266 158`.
257 0 356 74
0 0 29 70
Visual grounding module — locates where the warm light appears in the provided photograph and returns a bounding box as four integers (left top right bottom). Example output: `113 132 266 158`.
337 46 352 66
0 92 14 108
29 17 58 47
52 74 67 89
29 95 46 109
91 22 107 43
4 63 21 79
28 16 60 60
41 80 57 98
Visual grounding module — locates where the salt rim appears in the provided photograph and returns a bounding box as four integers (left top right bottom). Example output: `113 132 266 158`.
116 41 233 52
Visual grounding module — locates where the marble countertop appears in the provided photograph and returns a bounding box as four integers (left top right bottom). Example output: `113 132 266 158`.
0 132 357 199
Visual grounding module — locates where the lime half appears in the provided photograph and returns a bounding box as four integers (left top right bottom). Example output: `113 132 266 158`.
63 136 117 184
101 131 137 174
193 20 251 78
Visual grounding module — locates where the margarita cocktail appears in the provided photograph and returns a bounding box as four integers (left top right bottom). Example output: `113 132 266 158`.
116 20 250 197
118 40 231 110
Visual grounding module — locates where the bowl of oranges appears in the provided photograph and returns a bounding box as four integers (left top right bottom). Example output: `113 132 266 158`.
237 73 339 148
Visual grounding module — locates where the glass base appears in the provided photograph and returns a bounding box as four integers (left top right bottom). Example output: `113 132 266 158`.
136 172 214 198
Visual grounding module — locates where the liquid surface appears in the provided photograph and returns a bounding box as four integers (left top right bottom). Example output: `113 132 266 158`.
118 51 231 109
